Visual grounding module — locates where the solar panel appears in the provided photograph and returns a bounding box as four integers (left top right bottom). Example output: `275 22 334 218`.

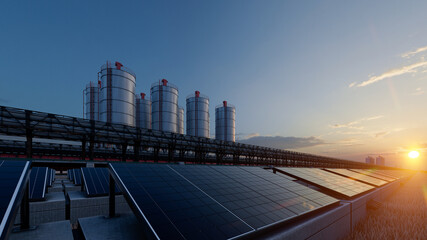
46 168 53 187
68 169 74 181
375 170 407 179
275 168 374 198
73 169 82 186
81 168 121 197
349 169 395 182
324 168 387 187
171 165 338 229
29 167 48 201
110 163 339 239
0 160 31 240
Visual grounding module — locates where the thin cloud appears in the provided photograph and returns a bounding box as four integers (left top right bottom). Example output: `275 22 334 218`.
374 131 390 138
238 136 325 149
401 45 427 58
348 82 356 88
412 87 424 96
330 115 384 129
356 61 427 87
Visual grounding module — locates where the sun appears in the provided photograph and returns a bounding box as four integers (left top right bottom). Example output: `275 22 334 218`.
408 150 419 159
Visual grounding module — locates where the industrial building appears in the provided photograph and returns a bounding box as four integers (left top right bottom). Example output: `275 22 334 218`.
186 91 210 138
84 61 237 142
215 101 236 142
365 156 375 164
376 156 385 166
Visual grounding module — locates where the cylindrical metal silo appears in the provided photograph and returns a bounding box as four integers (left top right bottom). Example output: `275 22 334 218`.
99 61 136 126
178 106 184 134
84 81 100 121
136 93 152 129
186 91 209 138
151 79 179 133
215 101 235 142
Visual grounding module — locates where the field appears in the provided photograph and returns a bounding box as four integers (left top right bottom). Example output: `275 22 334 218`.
344 172 427 239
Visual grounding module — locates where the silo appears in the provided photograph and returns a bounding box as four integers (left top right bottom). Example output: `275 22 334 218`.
136 93 152 129
151 79 179 133
84 81 100 121
215 101 235 142
99 61 136 126
186 91 209 138
178 107 184 134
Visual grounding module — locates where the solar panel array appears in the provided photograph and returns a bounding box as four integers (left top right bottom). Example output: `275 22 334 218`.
349 169 395 182
29 167 48 201
81 168 121 197
0 160 31 240
110 163 339 239
73 169 82 185
68 169 74 181
46 168 55 187
325 168 388 187
275 168 374 198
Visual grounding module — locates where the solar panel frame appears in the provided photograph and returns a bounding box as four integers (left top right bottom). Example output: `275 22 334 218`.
110 163 340 239
275 167 374 199
73 168 82 186
348 169 396 182
29 167 48 201
68 169 74 181
82 167 121 197
0 160 31 240
324 168 388 187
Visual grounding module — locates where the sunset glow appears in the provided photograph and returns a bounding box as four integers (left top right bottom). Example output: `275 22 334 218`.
408 151 420 159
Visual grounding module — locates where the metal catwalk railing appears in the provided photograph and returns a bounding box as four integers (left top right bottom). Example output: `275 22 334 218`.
0 105 385 168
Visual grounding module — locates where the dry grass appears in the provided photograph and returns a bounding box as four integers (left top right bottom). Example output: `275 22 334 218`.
344 172 427 240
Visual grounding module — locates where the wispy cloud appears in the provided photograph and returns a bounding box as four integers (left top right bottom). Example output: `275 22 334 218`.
348 82 356 88
353 61 427 87
330 115 384 129
401 45 427 58
412 87 424 96
238 136 325 149
374 131 389 138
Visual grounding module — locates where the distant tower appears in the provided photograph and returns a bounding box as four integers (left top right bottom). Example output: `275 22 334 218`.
151 79 179 133
215 101 235 142
177 107 184 134
84 81 100 121
186 91 209 138
376 156 385 166
99 61 136 126
136 93 151 129
365 156 375 164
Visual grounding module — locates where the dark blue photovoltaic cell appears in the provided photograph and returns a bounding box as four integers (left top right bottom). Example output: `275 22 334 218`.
82 168 121 197
0 160 30 240
73 169 82 186
110 163 254 240
171 165 338 229
68 169 74 181
29 167 48 201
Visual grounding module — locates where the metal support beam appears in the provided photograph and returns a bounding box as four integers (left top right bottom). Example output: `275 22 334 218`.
21 182 30 229
122 143 128 162
109 174 115 218
134 141 140 162
25 110 32 159
81 139 86 160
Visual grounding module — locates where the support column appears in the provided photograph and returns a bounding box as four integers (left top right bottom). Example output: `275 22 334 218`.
122 143 128 162
81 139 86 160
109 174 116 218
21 182 30 229
25 110 32 159
134 141 140 162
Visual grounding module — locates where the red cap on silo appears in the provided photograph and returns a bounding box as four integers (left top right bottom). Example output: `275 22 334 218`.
98 80 101 87
140 93 145 99
195 91 200 97
223 101 227 107
161 79 168 86
115 62 123 70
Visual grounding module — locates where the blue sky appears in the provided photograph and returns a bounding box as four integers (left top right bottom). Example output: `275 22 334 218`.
1 0 427 169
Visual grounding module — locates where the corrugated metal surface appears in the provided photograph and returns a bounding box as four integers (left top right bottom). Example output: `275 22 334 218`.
186 91 209 138
136 93 151 129
84 81 99 121
99 61 136 126
215 101 235 142
151 79 179 133
178 106 184 134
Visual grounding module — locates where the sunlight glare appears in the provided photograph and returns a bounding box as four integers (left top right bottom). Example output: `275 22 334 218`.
408 150 419 159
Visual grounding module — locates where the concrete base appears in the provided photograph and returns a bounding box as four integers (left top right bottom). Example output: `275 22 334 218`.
9 220 73 240
64 183 81 192
68 191 131 224
15 192 66 226
78 214 145 240
48 182 64 193
263 203 351 240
